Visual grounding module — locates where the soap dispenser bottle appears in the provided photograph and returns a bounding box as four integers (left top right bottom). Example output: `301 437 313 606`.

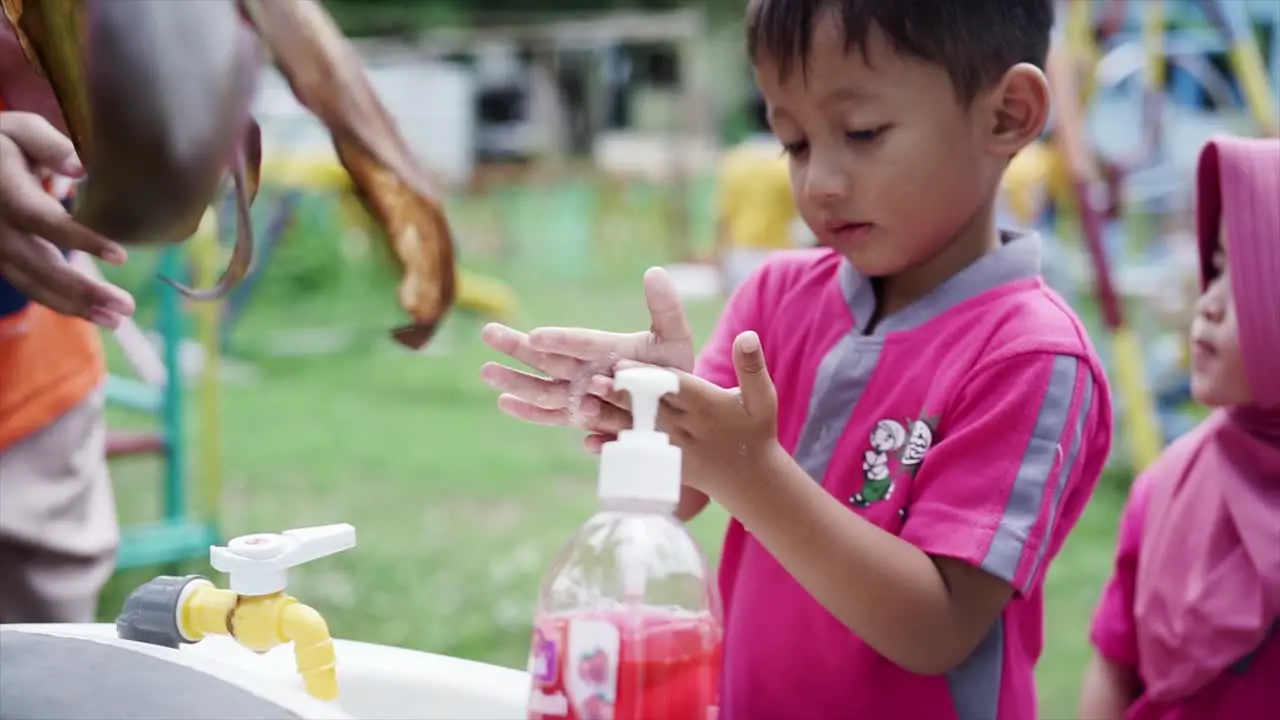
526 367 722 720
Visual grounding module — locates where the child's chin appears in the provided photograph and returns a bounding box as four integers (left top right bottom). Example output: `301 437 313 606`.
1189 374 1225 408
837 249 909 279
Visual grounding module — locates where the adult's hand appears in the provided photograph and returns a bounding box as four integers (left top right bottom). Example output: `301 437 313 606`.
0 111 134 328
480 266 696 443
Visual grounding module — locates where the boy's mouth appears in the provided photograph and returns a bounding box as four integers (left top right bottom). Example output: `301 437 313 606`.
823 221 874 246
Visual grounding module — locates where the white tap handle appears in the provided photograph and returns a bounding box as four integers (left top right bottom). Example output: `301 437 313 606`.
210 523 356 596
278 524 357 566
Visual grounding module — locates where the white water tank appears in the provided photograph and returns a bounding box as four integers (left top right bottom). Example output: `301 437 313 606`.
0 624 529 720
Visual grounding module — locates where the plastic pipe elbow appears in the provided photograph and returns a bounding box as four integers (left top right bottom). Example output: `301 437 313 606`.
280 601 339 701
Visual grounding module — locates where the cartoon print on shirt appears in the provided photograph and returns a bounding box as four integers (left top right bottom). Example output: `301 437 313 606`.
852 416 938 508
854 419 906 507
900 417 936 468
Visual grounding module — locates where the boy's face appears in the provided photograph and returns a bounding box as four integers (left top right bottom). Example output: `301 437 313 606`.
1190 236 1252 407
754 17 1037 279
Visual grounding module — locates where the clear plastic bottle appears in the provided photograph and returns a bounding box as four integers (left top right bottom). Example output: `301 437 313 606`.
526 367 723 720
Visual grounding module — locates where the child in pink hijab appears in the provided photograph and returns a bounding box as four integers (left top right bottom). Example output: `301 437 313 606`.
1079 135 1280 719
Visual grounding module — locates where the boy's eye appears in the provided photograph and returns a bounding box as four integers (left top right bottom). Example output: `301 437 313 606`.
781 140 809 157
846 126 886 142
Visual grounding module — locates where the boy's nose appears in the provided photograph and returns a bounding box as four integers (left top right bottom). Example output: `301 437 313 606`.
804 161 847 202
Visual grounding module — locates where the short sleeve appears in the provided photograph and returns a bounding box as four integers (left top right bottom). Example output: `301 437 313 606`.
693 264 767 389
900 352 1109 596
1089 473 1153 667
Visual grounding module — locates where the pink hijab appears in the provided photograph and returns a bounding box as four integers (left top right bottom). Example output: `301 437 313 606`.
1134 135 1280 702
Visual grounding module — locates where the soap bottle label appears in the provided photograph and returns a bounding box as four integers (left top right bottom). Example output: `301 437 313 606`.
528 617 620 720
528 613 721 720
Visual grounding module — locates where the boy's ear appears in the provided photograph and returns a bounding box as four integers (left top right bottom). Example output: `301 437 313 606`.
981 63 1050 156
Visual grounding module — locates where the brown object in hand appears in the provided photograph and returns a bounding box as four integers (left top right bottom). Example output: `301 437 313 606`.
2 0 456 348
1 0 264 300
239 0 456 349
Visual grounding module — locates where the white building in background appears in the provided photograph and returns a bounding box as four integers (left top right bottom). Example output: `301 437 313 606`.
252 48 478 189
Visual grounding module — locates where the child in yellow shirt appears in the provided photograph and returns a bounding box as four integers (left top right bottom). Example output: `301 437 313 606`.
713 98 805 291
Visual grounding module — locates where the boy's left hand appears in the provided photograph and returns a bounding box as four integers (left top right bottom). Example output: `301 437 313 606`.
612 330 781 494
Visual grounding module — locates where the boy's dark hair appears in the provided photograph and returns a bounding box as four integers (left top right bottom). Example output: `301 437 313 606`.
745 0 1055 103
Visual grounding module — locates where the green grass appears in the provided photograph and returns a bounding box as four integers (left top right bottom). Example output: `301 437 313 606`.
98 195 1131 719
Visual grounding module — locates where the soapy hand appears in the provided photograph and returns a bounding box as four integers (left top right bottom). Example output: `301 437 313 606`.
480 267 695 446
0 111 134 328
605 330 781 494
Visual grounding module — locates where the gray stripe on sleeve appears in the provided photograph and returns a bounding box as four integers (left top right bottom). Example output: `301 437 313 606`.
1025 368 1094 585
980 354 1080 587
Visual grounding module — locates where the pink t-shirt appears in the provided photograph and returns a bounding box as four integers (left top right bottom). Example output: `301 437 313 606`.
1090 472 1280 719
694 234 1113 719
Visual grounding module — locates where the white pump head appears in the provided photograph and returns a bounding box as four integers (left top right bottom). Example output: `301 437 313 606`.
597 367 682 506
210 523 356 596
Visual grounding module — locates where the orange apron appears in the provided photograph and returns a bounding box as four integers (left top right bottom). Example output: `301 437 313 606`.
0 92 106 450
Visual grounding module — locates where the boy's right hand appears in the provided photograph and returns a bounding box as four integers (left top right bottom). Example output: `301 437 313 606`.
0 111 134 328
480 267 695 447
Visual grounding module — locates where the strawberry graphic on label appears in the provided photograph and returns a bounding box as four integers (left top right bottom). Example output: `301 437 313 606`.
578 648 610 686
580 693 615 720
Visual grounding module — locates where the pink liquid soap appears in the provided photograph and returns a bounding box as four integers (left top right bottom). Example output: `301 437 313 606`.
528 609 720 720
524 368 722 720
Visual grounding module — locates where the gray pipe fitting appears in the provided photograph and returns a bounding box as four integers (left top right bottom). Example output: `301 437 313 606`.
115 575 206 649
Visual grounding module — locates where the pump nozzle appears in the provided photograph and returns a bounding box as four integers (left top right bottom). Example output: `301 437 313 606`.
598 367 683 506
614 367 679 440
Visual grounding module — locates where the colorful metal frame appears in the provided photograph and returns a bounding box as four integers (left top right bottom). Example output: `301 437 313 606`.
106 213 224 569
1051 0 1278 471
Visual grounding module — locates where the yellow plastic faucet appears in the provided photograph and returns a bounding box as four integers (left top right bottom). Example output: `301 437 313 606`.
177 524 357 701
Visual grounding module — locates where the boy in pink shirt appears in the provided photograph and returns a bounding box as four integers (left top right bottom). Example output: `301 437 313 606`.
1080 137 1280 720
482 1 1113 717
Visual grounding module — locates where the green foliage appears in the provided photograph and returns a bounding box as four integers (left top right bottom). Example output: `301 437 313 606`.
321 0 465 36
321 0 742 35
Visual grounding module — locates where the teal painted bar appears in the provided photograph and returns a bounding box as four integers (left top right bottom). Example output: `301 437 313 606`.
157 248 186 525
112 247 215 572
115 520 218 570
104 375 163 414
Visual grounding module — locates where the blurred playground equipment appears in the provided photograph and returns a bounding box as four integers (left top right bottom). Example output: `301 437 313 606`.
102 211 224 569
1004 0 1279 471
